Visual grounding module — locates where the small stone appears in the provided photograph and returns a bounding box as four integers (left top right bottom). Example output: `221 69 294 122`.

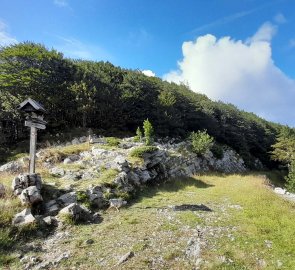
277 260 283 268
43 216 58 226
257 259 267 268
264 240 272 249
117 251 134 265
274 187 286 195
63 158 73 164
85 239 94 245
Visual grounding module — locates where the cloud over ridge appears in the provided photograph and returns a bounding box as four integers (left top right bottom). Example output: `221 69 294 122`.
164 23 295 126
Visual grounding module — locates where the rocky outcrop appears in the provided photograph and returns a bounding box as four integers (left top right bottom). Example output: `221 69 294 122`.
7 137 251 226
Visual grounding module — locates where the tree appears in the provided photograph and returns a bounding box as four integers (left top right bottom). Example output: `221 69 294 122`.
271 127 295 164
271 127 295 192
143 119 154 146
0 42 76 133
70 81 96 128
134 126 143 142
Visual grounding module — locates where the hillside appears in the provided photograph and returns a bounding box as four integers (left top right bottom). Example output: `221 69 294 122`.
0 136 294 269
0 42 287 168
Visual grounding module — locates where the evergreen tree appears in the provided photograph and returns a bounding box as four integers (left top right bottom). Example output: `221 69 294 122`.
143 119 154 146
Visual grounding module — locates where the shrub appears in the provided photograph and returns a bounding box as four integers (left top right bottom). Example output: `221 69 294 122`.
190 130 214 156
134 127 143 142
106 137 120 147
130 146 158 158
286 160 295 192
143 119 154 146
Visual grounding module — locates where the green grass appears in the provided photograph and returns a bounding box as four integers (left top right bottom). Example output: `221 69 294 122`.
129 145 158 158
1 173 294 269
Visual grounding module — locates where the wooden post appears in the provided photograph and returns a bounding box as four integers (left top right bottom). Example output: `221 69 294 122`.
29 126 37 174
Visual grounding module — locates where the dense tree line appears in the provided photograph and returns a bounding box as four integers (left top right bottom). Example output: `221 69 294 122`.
0 42 288 167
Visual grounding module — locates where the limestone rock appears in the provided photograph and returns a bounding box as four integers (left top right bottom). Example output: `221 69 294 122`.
19 186 43 206
49 167 65 177
62 171 82 181
113 155 130 171
79 136 87 143
274 187 286 195
108 198 127 210
59 203 92 222
12 174 42 195
0 161 22 173
87 187 105 208
71 138 80 145
64 154 80 164
57 192 77 206
117 251 134 265
12 208 36 226
43 216 58 226
45 200 60 216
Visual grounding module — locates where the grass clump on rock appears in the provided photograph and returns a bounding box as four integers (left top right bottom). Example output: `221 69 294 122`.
130 146 158 158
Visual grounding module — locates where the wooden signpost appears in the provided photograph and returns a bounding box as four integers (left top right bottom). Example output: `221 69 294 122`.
18 98 47 174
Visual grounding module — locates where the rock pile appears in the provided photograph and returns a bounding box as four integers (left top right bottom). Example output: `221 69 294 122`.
11 173 43 226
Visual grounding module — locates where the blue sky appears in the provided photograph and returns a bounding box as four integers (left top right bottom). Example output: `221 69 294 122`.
1 0 295 126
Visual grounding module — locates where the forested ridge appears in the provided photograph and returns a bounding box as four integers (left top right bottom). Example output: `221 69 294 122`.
0 42 287 167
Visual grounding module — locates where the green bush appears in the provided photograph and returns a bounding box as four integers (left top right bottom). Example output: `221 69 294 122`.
130 146 158 158
190 130 214 156
143 119 154 146
211 143 224 159
106 137 120 147
286 160 295 192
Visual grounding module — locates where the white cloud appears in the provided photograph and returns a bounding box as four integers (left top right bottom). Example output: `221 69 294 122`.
164 23 295 126
0 20 17 46
142 70 156 77
274 13 286 24
55 36 114 62
54 0 68 7
250 22 277 42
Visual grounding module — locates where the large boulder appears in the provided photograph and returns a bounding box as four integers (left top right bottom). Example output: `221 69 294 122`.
11 174 42 196
12 208 36 226
19 186 43 206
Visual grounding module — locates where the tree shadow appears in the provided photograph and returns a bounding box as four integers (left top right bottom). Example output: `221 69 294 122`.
130 176 214 206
